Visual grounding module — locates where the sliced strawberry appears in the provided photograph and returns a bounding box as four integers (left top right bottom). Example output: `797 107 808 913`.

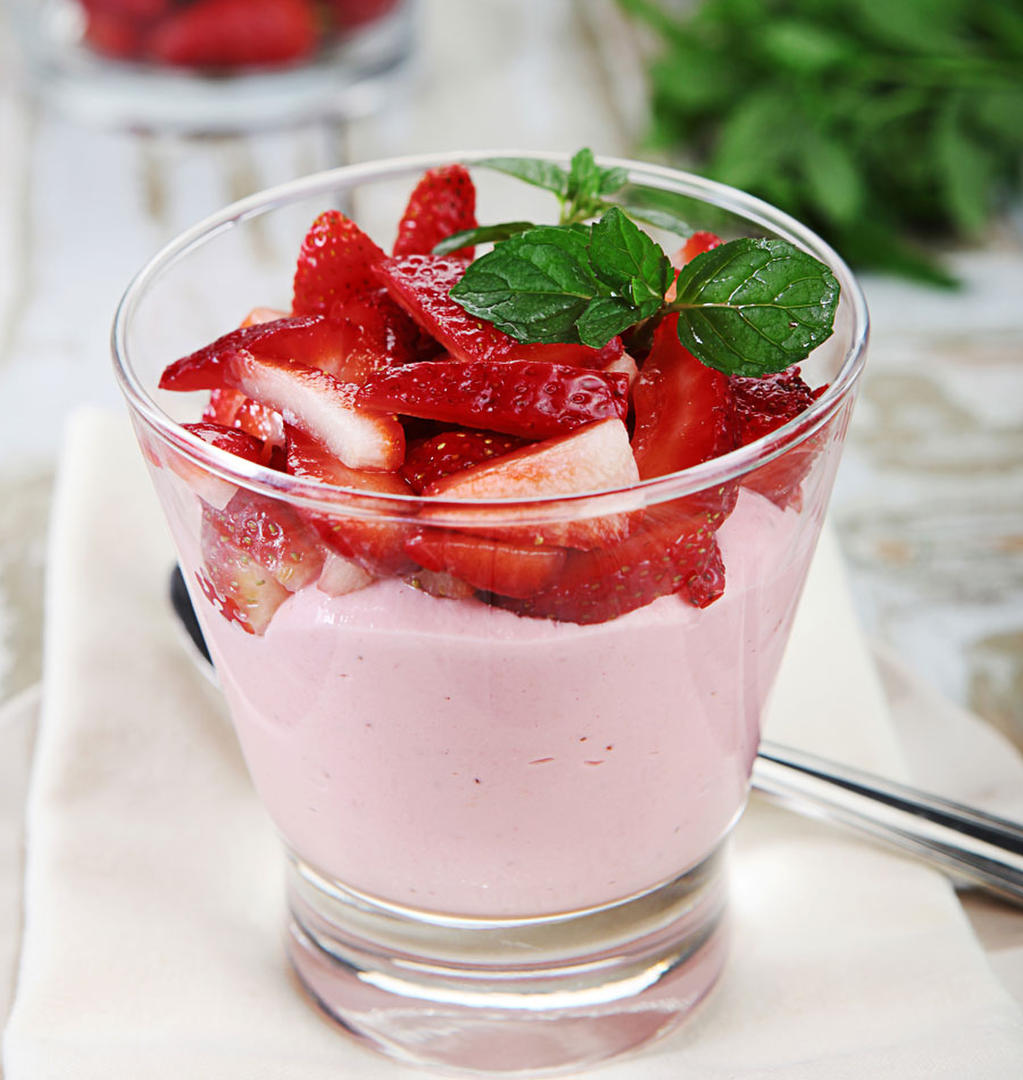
509 337 625 369
285 426 417 574
327 289 420 381
401 429 526 494
292 210 388 318
358 360 629 440
375 255 625 368
679 231 723 264
201 391 285 456
161 315 342 389
404 569 476 600
393 165 478 260
329 0 401 30
374 255 516 362
632 315 737 479
730 367 827 510
206 490 325 592
162 349 403 471
316 551 374 597
422 419 639 550
197 513 292 636
496 512 725 625
183 421 272 465
148 0 318 67
406 531 567 599
157 421 262 510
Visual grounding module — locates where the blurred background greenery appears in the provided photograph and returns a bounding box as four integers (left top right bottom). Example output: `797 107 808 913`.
618 0 1023 285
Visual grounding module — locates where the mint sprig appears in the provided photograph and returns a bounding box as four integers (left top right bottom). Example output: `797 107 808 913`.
449 195 840 376
437 149 696 257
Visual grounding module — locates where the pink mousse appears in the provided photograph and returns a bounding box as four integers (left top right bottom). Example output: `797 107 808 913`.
197 490 817 918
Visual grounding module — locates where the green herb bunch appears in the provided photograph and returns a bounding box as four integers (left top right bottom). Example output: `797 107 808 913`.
619 0 1023 285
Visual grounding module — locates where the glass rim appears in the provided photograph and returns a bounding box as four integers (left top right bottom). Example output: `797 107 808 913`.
112 149 869 524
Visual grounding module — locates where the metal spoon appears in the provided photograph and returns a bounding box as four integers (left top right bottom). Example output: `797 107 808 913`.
169 567 1023 909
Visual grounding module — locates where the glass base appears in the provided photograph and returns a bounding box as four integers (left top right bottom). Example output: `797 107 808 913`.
285 847 729 1075
18 0 415 133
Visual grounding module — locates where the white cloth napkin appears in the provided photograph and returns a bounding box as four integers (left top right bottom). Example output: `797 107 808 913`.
4 408 1023 1079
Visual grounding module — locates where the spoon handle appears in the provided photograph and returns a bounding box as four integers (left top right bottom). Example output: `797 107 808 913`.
755 740 1023 908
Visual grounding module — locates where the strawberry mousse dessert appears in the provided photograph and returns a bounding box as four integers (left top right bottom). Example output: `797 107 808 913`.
113 151 868 1074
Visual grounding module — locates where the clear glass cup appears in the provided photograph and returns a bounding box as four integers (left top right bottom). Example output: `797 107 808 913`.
112 151 868 1074
6 0 415 131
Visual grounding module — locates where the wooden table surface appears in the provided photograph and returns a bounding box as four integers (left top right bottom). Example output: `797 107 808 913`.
0 0 1021 749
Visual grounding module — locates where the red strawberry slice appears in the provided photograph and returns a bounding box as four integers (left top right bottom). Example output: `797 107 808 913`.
405 568 476 600
183 420 274 465
292 210 388 318
162 349 404 471
730 367 827 510
631 313 739 526
358 359 629 440
148 0 318 68
327 290 420 381
632 315 737 478
422 419 639 550
206 490 325 592
406 531 567 599
496 512 725 625
161 315 342 389
679 231 723 265
285 426 417 574
161 421 268 509
197 513 291 636
375 255 626 367
393 165 478 260
374 255 516 362
203 389 285 455
401 429 526 494
509 337 625 369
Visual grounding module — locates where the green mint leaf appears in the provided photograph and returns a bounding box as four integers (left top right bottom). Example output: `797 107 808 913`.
449 224 606 344
567 148 600 205
589 207 673 318
576 298 643 348
673 238 840 376
613 200 693 237
432 221 535 255
597 166 629 196
476 157 569 197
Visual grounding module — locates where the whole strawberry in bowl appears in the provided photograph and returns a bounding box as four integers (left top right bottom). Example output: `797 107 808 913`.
17 0 414 130
113 150 867 1073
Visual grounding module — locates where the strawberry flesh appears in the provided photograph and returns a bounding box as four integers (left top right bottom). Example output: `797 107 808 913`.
293 210 387 318
359 359 629 440
393 165 478 260
160 315 342 390
197 512 292 636
422 419 640 551
163 348 404 471
497 512 725 625
285 426 418 575
406 531 567 599
401 429 526 494
206 490 325 591
731 366 827 509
